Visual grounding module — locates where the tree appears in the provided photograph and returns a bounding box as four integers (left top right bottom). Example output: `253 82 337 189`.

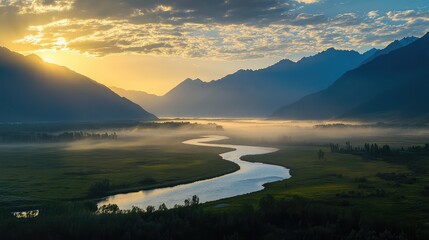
191 195 199 205
346 142 351 152
330 143 339 153
158 203 168 211
146 205 155 213
130 206 144 213
184 198 191 207
381 145 391 155
97 204 119 214
318 149 325 160
364 143 370 152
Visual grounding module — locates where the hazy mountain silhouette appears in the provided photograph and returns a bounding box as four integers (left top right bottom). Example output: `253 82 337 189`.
109 86 161 114
272 33 429 123
361 36 418 64
113 48 372 117
0 47 157 122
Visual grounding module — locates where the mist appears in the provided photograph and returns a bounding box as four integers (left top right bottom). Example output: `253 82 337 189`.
157 119 429 148
1 120 428 152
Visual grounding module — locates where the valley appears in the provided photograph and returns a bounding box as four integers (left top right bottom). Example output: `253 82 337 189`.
1 2 429 237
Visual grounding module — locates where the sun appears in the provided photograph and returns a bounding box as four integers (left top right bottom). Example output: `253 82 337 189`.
40 54 56 64
32 49 75 65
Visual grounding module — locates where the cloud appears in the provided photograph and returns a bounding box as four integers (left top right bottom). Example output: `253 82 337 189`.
367 10 378 19
2 1 429 60
19 0 74 14
387 10 429 22
295 0 321 4
70 0 298 25
290 13 326 25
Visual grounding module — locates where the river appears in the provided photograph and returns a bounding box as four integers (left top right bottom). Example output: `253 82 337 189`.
98 135 291 209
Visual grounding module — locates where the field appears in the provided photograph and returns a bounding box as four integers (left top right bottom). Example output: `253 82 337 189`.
0 136 237 210
207 143 429 225
1 122 429 238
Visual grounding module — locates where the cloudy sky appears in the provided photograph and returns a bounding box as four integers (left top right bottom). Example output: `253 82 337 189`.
1 0 428 94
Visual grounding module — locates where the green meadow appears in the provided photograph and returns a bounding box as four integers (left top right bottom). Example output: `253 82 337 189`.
0 141 237 210
208 144 429 225
1 123 429 238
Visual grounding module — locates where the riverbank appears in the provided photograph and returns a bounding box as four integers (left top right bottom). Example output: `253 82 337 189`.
3 131 429 238
206 144 429 225
0 140 239 210
98 135 290 209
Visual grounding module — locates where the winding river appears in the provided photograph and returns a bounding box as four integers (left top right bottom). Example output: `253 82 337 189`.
98 135 291 209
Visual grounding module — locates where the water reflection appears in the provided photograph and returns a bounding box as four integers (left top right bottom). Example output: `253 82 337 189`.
98 135 290 209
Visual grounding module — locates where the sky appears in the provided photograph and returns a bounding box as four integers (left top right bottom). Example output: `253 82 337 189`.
1 0 428 95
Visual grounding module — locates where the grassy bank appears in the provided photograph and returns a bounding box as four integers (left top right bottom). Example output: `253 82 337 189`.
208 144 429 225
0 142 238 210
2 134 429 238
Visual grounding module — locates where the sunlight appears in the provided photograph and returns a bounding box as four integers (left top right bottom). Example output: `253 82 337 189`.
1 0 429 238
40 54 56 64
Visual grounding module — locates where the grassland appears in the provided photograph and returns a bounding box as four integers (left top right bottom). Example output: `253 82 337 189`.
2 124 429 238
2 120 429 229
206 144 429 225
0 140 237 210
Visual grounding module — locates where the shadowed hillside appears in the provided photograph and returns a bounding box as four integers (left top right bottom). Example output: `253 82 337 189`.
361 36 418 65
113 48 373 117
113 37 417 118
272 33 429 123
0 47 157 122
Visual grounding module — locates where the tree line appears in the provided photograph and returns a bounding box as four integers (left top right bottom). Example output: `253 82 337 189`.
0 131 118 143
1 195 427 239
329 142 429 157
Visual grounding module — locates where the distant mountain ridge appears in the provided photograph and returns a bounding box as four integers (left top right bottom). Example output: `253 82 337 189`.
109 86 161 114
361 36 418 64
272 33 429 123
113 36 417 118
0 47 157 122
113 47 376 117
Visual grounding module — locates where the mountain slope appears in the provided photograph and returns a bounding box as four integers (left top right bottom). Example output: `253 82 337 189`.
361 36 418 64
109 86 161 114
0 47 157 122
114 48 370 117
272 33 429 123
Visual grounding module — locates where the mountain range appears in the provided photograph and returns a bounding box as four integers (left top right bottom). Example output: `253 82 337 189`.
113 37 417 118
1 33 425 123
0 47 157 123
272 33 429 123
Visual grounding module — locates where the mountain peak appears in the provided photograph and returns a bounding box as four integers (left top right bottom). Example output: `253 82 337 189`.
0 46 11 54
236 69 253 73
363 48 378 55
272 32 429 122
0 47 157 122
320 47 357 54
387 36 418 49
25 54 44 62
0 46 18 60
361 35 419 65
183 78 203 83
165 78 207 97
267 59 296 70
298 47 360 65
